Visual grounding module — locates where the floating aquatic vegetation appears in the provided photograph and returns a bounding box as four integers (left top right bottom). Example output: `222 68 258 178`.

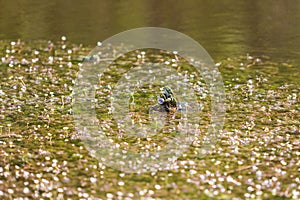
0 39 299 199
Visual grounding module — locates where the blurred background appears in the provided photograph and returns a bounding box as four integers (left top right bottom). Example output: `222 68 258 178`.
1 0 300 62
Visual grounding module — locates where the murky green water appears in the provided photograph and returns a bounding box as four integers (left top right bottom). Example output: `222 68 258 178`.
1 0 300 63
0 1 299 199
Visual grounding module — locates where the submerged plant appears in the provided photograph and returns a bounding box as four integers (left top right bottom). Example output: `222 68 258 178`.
0 40 299 199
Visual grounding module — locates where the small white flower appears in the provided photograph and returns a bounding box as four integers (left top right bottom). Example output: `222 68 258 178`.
154 184 161 190
106 193 113 198
23 187 30 194
97 41 102 46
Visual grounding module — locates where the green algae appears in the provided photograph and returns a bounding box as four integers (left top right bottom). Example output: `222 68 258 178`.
0 40 299 199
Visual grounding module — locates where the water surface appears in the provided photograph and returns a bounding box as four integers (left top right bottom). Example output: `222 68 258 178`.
1 0 300 62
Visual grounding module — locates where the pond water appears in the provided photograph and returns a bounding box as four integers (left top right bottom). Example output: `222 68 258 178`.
1 0 300 63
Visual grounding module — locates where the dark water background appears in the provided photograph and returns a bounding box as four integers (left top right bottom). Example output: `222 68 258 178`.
0 0 300 63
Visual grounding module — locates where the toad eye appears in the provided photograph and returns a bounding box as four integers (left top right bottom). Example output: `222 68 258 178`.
158 96 165 105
